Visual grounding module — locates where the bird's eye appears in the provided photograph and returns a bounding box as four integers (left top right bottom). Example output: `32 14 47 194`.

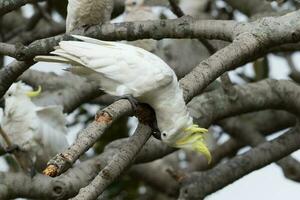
7 93 11 97
162 132 167 137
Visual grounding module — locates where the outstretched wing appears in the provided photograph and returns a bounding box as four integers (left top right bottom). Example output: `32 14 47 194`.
34 105 68 169
35 105 67 135
35 35 175 97
35 105 68 157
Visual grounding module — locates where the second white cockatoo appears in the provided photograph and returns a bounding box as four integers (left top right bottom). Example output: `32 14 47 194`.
34 35 211 162
0 82 69 172
66 0 114 33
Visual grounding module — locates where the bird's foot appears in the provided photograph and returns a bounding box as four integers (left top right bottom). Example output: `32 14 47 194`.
118 95 161 139
5 144 21 153
118 95 139 112
135 103 161 140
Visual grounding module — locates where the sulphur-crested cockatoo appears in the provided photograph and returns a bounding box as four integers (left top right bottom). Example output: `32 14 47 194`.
66 0 114 33
0 82 69 172
123 0 159 52
34 35 211 162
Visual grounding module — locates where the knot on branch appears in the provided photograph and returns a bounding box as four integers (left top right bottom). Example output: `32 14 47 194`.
51 180 68 198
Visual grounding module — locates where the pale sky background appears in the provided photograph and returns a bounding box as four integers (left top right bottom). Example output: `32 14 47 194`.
2 1 300 199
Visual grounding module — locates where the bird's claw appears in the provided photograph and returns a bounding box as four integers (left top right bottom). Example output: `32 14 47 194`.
117 95 161 139
118 95 139 112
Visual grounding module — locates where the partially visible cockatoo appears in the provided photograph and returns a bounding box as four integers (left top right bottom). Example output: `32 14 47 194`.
123 0 160 52
35 35 211 162
66 0 114 33
0 82 69 172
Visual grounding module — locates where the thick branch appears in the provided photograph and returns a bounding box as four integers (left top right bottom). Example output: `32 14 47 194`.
188 79 300 127
10 17 236 60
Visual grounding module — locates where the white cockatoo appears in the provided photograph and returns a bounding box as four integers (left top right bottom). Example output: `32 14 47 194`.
34 35 211 162
123 0 160 52
66 0 114 33
0 82 69 172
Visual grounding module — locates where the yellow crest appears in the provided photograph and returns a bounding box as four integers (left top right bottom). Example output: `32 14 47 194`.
176 124 212 163
26 86 42 97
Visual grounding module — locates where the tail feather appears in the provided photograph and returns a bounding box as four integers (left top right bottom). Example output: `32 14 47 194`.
35 53 84 66
34 56 71 64
50 49 86 66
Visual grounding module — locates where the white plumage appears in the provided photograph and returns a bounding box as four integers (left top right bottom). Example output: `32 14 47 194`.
35 35 211 161
66 0 113 33
0 82 69 171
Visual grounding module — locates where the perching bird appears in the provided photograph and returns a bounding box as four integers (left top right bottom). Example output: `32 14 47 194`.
123 0 160 52
66 0 114 33
34 35 211 162
0 82 69 172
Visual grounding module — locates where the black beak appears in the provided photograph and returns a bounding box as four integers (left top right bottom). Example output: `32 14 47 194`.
152 129 161 140
0 98 4 108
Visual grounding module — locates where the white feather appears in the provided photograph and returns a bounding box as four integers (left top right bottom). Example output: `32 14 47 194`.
36 35 174 97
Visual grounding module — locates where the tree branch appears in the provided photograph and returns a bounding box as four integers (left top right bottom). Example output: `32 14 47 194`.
71 124 152 200
220 116 300 182
179 126 300 199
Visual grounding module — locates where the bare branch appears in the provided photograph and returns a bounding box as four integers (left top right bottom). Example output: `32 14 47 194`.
179 126 300 199
220 117 300 182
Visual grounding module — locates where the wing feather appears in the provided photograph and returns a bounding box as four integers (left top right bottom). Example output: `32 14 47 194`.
36 105 67 134
35 36 175 97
